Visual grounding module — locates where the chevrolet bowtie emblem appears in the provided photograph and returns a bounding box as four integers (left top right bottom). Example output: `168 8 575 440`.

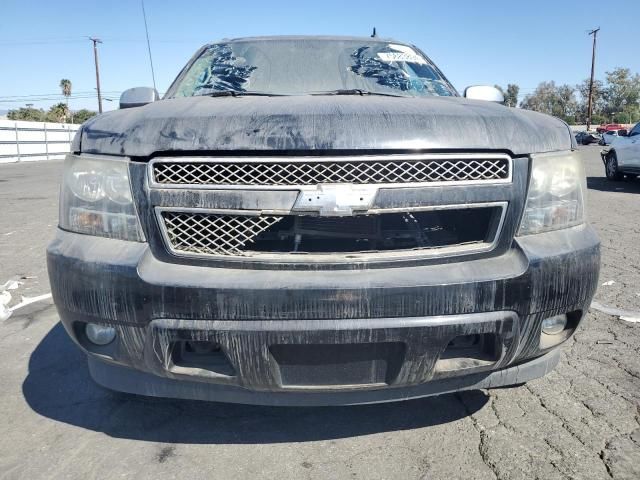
292 184 378 216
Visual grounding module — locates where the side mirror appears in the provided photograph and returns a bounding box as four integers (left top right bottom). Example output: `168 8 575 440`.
464 85 505 103
119 87 159 109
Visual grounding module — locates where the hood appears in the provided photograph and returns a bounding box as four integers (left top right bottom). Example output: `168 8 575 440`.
79 95 572 157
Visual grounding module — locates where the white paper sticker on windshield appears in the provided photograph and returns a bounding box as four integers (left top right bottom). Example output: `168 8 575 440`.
377 44 427 64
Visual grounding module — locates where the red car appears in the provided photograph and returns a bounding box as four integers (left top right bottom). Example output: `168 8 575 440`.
596 123 626 133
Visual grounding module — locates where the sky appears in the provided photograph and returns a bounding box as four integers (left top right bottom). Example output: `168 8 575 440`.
1 0 638 113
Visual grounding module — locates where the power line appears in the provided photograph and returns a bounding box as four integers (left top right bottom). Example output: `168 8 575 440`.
0 36 210 46
0 36 89 46
0 96 119 104
0 90 165 102
0 91 122 99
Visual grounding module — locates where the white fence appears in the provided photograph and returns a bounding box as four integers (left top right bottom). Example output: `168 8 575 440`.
0 119 80 163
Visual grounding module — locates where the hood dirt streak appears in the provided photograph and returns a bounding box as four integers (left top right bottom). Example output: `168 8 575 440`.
80 95 572 157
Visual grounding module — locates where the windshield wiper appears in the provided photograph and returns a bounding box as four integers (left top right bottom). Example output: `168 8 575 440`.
203 90 286 97
311 89 405 98
201 89 405 98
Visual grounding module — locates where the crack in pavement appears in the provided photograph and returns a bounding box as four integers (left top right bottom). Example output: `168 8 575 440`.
455 392 499 480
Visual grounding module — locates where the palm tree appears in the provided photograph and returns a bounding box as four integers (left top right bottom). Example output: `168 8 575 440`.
48 103 70 123
59 79 72 122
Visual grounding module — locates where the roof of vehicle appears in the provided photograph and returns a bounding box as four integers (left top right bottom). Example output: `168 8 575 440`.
212 35 404 45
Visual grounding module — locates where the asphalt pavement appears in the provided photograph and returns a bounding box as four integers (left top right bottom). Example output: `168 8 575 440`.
0 147 639 480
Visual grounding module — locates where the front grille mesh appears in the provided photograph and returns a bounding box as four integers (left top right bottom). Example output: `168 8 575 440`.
160 208 498 258
162 212 282 256
153 158 509 186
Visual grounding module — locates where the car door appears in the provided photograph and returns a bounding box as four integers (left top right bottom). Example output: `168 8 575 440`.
615 124 640 169
625 123 640 169
604 132 615 145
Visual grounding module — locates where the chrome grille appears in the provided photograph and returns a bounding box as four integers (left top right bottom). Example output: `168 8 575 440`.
162 211 282 256
152 157 510 187
159 206 504 259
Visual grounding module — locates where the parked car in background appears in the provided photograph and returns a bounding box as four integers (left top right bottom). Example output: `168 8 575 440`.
599 129 628 146
47 35 600 405
575 131 601 145
596 123 626 133
601 122 640 180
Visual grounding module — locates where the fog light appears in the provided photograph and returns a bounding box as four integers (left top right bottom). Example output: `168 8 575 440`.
85 323 116 346
541 314 567 335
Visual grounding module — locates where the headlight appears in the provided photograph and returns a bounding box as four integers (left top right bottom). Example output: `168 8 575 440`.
59 154 144 241
518 151 586 235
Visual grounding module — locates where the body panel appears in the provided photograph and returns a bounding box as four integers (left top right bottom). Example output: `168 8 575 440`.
47 223 599 403
617 123 640 168
78 95 573 157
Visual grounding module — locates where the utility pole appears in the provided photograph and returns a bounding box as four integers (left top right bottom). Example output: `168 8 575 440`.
89 37 103 113
586 28 600 131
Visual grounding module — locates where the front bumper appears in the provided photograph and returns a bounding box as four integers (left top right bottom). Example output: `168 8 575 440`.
47 224 600 404
87 349 561 406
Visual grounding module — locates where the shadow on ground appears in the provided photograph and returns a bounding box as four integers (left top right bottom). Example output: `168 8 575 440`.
587 175 640 193
23 322 488 445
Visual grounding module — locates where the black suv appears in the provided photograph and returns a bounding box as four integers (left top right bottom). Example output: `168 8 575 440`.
47 36 599 405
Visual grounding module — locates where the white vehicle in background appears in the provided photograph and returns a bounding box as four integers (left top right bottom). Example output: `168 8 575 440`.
601 122 640 180
598 129 627 146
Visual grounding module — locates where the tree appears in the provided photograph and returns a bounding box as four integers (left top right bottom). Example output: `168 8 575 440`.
556 84 578 121
576 78 605 124
505 84 519 108
59 79 72 122
72 109 97 124
493 84 519 107
7 104 95 124
59 79 72 102
603 68 640 124
7 107 45 121
520 81 558 115
520 81 577 122
46 103 69 123
521 82 547 113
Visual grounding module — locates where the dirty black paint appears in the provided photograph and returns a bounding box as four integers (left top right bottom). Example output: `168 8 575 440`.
79 95 573 158
47 219 599 404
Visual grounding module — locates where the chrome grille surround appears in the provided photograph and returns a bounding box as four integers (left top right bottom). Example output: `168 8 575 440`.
149 154 512 189
150 153 514 262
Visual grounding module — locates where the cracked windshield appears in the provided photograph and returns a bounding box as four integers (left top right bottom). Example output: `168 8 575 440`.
170 39 457 97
